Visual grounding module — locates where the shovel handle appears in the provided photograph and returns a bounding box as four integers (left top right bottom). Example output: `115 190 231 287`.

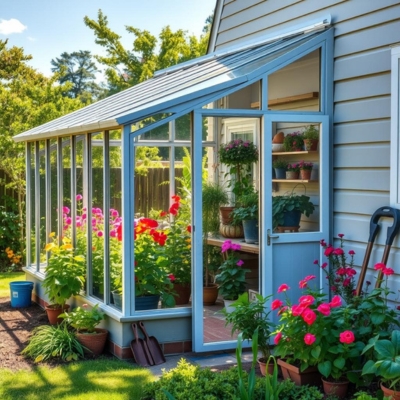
369 207 400 245
138 321 151 341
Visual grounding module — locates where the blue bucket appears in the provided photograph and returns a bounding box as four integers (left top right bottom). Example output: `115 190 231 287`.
10 281 34 307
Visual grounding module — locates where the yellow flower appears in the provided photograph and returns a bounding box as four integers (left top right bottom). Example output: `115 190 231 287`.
61 243 73 250
62 237 71 244
49 232 56 238
45 243 55 251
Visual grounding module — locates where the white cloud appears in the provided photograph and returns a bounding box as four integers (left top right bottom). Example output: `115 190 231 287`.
0 18 27 35
27 36 36 42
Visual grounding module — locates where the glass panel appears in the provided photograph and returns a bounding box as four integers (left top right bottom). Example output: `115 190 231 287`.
30 143 36 266
75 136 86 258
50 140 58 236
202 116 260 344
91 132 104 300
272 122 320 232
226 81 260 110
175 114 191 141
109 130 123 309
268 49 320 112
39 142 46 265
135 113 173 141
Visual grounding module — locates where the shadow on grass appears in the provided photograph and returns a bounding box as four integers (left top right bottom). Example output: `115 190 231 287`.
0 358 154 400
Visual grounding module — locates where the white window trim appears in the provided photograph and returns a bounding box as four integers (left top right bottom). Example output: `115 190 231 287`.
390 46 400 206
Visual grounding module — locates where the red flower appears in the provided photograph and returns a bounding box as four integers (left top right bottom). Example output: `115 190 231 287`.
274 332 282 345
304 333 316 345
324 246 334 256
169 202 180 216
160 211 168 217
117 223 122 241
333 248 344 256
299 295 315 307
338 233 344 238
348 250 355 255
171 195 181 203
374 263 385 271
278 284 289 293
339 330 355 344
302 309 317 325
382 267 394 276
321 262 328 269
330 295 342 308
168 274 176 282
317 303 331 316
292 304 306 316
187 225 192 233
271 299 283 310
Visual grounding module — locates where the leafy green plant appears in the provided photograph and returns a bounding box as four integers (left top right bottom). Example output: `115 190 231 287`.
21 323 85 362
224 292 274 360
42 236 86 308
272 187 315 229
59 303 105 333
215 240 249 300
272 158 288 169
231 188 259 224
264 356 284 400
362 330 400 391
302 125 319 140
283 132 304 151
0 207 23 271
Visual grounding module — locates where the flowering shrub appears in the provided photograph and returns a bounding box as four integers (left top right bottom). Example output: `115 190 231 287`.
272 275 365 380
215 240 249 300
315 234 357 305
286 162 300 172
283 132 304 151
59 303 105 333
158 195 192 285
298 160 313 170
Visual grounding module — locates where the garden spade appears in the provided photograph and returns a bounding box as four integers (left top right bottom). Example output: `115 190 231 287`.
138 321 166 365
130 323 154 367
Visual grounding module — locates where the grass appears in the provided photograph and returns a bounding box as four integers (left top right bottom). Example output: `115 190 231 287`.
0 271 25 297
0 359 154 400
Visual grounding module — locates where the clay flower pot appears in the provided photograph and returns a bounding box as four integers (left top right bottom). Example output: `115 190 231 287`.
45 304 70 325
76 328 108 355
322 377 349 398
277 358 321 386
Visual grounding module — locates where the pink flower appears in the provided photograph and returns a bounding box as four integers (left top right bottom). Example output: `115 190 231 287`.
299 295 315 307
336 267 347 275
374 263 385 271
110 230 117 238
231 243 241 251
346 268 357 276
330 295 342 308
236 259 244 267
339 330 355 344
338 233 344 238
320 239 326 246
343 278 351 287
274 332 282 345
65 217 72 225
221 240 232 252
324 246 334 256
302 309 317 325
292 304 306 316
97 231 104 237
271 299 283 310
317 303 331 316
168 274 176 282
348 250 355 255
277 284 289 293
321 262 328 269
382 267 394 276
76 194 83 201
333 248 344 256
313 259 319 265
111 209 119 217
304 333 316 345
62 206 70 214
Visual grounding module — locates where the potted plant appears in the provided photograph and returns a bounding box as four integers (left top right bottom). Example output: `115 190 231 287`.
298 160 314 180
42 235 86 324
224 292 274 376
283 132 304 152
362 330 400 399
272 158 288 179
272 186 315 230
214 240 250 309
59 303 108 355
302 125 319 151
286 162 300 180
231 188 259 243
202 182 228 305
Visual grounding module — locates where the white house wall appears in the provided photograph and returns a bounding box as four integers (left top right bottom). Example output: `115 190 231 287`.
213 0 400 292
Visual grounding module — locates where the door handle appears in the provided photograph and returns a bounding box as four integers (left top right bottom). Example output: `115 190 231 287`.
267 229 279 245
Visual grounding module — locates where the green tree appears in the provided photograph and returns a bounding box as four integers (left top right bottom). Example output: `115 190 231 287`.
0 39 82 256
84 9 210 95
51 50 106 103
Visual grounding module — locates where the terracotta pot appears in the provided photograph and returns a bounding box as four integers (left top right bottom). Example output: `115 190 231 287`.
76 328 108 356
258 357 275 376
219 223 244 238
299 169 312 180
203 284 219 306
45 304 70 325
220 206 235 225
173 282 191 305
322 377 349 398
286 170 299 179
277 358 321 386
303 139 318 151
381 382 400 400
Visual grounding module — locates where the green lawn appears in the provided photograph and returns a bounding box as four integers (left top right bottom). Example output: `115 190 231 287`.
0 272 25 297
0 359 154 400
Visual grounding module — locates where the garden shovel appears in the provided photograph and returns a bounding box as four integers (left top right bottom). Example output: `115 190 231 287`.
355 206 400 296
138 321 166 365
130 323 154 367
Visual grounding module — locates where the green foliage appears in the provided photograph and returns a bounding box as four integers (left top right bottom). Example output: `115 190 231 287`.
59 303 105 333
215 241 249 300
283 132 304 151
232 189 259 224
84 10 210 95
278 380 324 399
51 50 106 103
272 158 288 169
224 293 274 359
0 207 23 271
42 237 86 307
302 125 319 140
141 359 239 400
272 187 315 228
21 323 85 363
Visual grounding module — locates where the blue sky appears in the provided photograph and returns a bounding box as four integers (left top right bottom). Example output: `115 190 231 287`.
1 0 216 78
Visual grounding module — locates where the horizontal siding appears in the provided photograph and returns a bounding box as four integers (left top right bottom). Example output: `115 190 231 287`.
333 190 389 214
334 120 391 145
334 169 389 191
222 0 270 18
334 74 390 102
334 48 391 81
333 144 390 168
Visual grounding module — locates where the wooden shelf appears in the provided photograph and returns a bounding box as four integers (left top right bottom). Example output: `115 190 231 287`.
251 92 319 109
272 151 318 156
272 179 317 183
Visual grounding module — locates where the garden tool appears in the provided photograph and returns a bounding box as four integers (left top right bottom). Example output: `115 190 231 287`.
138 321 166 365
130 323 154 367
355 206 400 296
